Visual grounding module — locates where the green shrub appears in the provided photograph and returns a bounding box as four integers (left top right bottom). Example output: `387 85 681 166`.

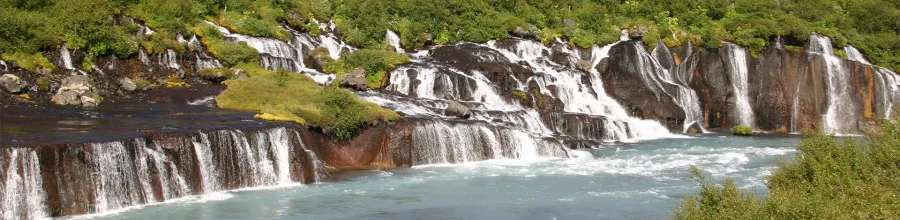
676 120 900 219
324 49 410 89
732 125 753 136
216 68 400 140
36 77 51 91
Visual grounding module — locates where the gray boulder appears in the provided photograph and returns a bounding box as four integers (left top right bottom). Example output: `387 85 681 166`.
0 74 27 93
52 75 101 107
119 78 137 92
444 100 471 119
629 25 649 37
233 69 249 80
338 67 367 90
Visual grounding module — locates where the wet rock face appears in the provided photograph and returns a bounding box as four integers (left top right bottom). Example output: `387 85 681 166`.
338 67 367 90
601 43 686 130
1 74 27 93
51 75 101 108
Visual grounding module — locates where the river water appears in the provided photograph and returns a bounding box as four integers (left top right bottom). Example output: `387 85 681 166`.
73 135 797 220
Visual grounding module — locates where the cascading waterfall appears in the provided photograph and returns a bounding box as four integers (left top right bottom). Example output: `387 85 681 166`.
874 68 900 119
723 43 756 128
844 45 900 119
808 33 859 135
408 120 567 165
0 127 328 218
844 45 871 65
791 73 808 134
59 43 74 70
386 30 403 53
0 60 8 71
204 21 348 84
628 41 706 133
1 148 47 220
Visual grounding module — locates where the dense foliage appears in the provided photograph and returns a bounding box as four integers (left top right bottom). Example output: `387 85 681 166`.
1 0 897 71
216 66 400 140
675 120 900 219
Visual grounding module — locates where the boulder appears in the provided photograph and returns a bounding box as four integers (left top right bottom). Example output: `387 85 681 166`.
119 78 137 92
198 68 233 83
338 67 367 90
0 74 27 93
444 101 471 119
511 24 539 39
233 69 249 80
52 75 101 107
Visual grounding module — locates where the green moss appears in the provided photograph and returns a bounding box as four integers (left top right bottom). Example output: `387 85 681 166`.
132 78 151 90
1 52 55 72
732 125 753 136
511 90 528 103
324 49 410 89
165 76 187 88
36 77 51 91
216 68 400 140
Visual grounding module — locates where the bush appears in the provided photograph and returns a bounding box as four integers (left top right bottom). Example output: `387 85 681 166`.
216 68 400 140
324 49 410 89
676 120 900 219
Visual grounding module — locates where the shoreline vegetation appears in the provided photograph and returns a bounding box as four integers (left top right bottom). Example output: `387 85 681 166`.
1 0 897 72
676 119 900 219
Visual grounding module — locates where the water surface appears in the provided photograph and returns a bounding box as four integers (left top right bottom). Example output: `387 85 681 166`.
80 135 798 220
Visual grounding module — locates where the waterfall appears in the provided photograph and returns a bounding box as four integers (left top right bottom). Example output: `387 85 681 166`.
723 43 756 128
91 141 154 212
0 60 8 71
844 45 870 65
808 33 859 135
627 41 706 133
60 43 74 70
204 21 346 84
1 148 47 220
386 30 403 53
407 120 567 165
138 49 151 65
0 127 328 218
791 73 808 134
193 132 221 193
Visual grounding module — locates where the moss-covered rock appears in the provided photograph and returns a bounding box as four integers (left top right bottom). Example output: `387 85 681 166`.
732 125 753 136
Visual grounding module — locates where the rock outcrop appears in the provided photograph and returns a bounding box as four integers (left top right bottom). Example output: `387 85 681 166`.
0 74 27 93
51 75 101 107
444 100 471 119
338 67 367 90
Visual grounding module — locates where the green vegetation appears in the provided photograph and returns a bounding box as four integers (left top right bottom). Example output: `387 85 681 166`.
732 125 753 136
36 77 50 91
676 120 900 219
192 24 259 67
324 49 410 89
216 67 400 140
1 0 897 71
0 52 55 72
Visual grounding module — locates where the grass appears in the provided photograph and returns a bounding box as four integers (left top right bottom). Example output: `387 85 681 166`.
675 120 900 219
324 49 410 89
216 67 400 140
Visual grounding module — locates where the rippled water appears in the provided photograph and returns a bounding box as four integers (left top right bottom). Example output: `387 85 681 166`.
77 135 798 220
